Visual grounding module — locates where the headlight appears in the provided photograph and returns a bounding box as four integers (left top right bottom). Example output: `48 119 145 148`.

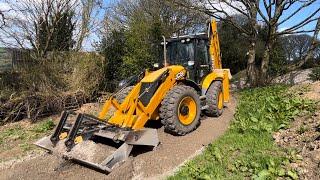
153 63 159 68
187 61 195 66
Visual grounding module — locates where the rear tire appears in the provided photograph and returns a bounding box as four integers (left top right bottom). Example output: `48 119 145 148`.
159 85 201 135
204 81 223 117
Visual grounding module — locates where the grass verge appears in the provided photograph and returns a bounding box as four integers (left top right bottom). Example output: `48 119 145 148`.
169 85 316 179
0 119 55 160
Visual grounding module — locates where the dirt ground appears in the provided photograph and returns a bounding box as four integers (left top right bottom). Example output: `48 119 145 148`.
273 82 320 179
0 98 236 180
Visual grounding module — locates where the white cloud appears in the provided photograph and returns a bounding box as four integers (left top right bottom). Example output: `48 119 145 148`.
0 1 28 21
0 2 10 11
204 0 248 17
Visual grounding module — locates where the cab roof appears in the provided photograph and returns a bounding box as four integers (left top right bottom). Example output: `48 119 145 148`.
167 33 208 42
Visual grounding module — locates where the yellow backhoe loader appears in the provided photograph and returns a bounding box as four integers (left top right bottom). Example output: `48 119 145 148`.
35 19 231 173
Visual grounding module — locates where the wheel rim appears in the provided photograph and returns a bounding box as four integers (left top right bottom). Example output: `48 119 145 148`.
218 91 223 109
178 96 197 125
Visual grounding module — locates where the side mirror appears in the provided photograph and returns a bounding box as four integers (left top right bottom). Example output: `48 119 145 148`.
187 61 195 66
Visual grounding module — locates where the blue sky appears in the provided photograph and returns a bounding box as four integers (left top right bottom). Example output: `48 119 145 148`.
0 0 319 50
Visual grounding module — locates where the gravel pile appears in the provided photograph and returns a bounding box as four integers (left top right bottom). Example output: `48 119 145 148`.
67 141 116 164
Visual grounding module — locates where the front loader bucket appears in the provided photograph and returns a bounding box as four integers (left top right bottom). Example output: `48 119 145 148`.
34 111 159 173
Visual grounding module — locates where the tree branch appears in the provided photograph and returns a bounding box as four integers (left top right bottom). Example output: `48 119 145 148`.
278 0 317 26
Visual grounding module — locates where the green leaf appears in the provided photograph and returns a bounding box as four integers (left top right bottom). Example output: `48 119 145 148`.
278 168 286 176
255 169 270 180
199 174 211 180
212 147 222 162
287 170 298 180
250 117 259 122
291 109 300 116
277 123 287 129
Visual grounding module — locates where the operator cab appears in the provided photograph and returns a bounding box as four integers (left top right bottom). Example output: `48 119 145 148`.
156 33 212 84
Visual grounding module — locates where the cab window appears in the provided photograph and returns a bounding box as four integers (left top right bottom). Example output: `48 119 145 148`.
196 39 209 65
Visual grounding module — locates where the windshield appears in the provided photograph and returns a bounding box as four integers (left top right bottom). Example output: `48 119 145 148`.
166 41 194 66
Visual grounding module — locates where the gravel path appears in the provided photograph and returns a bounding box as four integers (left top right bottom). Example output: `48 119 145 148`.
0 97 236 180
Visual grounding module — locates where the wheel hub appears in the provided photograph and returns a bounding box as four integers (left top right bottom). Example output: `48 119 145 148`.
180 106 189 116
178 96 197 125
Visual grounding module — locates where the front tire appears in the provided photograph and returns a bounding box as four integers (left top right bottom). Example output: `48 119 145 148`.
159 85 201 135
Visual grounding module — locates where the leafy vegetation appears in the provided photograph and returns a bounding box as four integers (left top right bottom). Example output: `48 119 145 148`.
169 85 315 179
308 67 320 82
31 119 55 133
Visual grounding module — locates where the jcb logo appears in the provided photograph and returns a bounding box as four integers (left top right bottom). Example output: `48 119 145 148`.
175 71 185 80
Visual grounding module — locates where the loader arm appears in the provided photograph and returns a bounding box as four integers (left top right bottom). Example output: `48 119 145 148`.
98 65 186 130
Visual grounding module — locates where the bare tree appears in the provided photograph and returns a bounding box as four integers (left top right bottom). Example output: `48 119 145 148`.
0 0 104 53
304 18 320 65
0 4 14 30
172 0 320 85
282 34 313 62
0 10 5 28
0 0 79 57
257 0 320 83
74 0 103 51
170 0 261 86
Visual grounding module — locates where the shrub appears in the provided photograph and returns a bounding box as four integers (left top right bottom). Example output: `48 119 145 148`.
308 67 320 82
68 53 105 98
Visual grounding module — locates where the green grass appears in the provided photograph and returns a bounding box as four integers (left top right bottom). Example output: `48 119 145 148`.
32 119 55 133
0 119 55 153
169 85 316 180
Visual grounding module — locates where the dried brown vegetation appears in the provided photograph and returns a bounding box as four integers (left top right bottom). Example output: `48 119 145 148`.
0 52 105 124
